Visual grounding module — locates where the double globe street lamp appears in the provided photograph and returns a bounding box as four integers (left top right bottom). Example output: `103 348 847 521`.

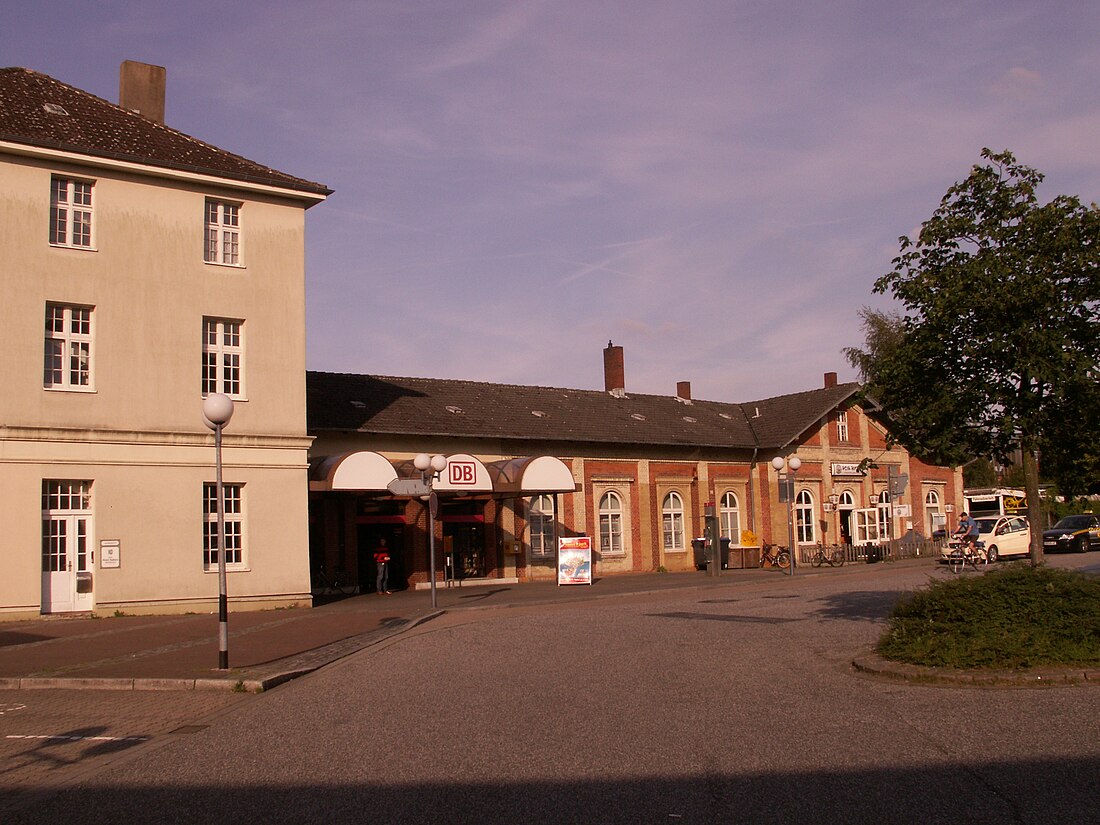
414 453 448 609
771 454 801 576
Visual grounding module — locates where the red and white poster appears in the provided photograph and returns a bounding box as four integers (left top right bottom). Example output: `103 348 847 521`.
557 536 593 586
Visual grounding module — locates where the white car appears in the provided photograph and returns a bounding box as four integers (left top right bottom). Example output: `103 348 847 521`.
940 515 1031 562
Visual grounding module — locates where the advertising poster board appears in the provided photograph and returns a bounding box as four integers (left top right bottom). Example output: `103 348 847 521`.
557 536 593 586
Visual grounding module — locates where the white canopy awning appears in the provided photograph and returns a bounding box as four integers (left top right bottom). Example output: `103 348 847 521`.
310 451 398 491
486 456 578 494
311 452 577 496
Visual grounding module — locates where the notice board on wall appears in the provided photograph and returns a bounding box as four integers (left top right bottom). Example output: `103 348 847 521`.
557 536 593 586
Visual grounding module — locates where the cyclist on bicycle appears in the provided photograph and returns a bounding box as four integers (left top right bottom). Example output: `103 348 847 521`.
954 512 980 554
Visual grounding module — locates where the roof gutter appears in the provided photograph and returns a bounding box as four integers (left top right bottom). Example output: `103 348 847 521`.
0 137 332 203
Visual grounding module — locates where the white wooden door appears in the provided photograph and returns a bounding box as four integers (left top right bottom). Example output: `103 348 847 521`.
41 514 93 613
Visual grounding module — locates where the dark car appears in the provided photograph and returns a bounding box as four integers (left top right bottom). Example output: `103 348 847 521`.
1042 515 1100 553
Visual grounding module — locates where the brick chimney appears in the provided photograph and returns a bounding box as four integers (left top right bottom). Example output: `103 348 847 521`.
676 381 692 401
824 371 838 388
119 60 166 124
603 340 625 395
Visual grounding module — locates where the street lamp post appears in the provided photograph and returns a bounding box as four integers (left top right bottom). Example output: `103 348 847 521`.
202 392 234 670
772 455 801 576
414 453 447 609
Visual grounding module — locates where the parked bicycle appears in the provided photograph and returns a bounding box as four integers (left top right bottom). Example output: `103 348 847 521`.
945 540 988 574
809 544 846 568
311 565 358 595
759 543 791 570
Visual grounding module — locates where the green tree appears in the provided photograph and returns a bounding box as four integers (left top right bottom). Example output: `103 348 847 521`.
868 149 1100 565
963 458 997 489
842 307 906 397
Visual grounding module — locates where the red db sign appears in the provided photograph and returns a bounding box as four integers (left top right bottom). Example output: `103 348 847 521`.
448 461 477 486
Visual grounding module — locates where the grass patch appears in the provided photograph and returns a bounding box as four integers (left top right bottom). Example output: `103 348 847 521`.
878 565 1100 669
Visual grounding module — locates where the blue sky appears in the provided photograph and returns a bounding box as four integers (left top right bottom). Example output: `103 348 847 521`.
7 1 1099 402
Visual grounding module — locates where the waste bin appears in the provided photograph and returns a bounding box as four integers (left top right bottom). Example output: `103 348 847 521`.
692 537 707 570
866 545 882 564
719 537 731 569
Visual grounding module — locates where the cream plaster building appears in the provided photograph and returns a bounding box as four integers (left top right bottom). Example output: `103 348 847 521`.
0 62 330 618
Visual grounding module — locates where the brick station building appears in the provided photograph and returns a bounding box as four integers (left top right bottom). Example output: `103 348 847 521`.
305 342 963 592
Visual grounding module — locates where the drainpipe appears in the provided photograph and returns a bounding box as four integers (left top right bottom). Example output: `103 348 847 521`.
747 445 759 536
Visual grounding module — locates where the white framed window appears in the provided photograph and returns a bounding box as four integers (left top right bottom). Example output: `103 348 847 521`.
203 482 244 569
528 494 556 557
662 492 686 551
44 303 93 390
795 490 815 544
50 176 94 248
598 491 624 556
719 492 741 544
836 409 849 442
202 317 243 398
877 491 892 540
204 199 241 265
925 489 944 536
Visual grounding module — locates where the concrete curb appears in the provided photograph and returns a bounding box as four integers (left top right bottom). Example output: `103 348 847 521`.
852 650 1100 687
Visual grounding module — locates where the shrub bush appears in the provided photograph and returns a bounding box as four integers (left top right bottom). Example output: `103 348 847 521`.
877 565 1100 669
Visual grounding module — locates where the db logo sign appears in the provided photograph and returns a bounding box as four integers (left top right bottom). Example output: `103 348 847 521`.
448 461 477 486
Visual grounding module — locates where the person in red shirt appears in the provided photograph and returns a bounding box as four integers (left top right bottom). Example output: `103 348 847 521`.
373 538 392 594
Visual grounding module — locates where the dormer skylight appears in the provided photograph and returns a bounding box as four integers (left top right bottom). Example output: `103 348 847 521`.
43 102 69 116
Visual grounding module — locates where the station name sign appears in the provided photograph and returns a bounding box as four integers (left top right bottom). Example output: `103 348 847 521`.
831 463 864 477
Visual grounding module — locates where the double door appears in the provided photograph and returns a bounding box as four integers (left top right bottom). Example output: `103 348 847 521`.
42 514 94 613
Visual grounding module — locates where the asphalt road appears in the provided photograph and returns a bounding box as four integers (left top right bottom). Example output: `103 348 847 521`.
3 558 1098 824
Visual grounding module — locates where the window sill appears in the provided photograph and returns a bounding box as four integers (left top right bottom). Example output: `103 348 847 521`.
44 385 96 393
49 243 97 252
203 260 246 270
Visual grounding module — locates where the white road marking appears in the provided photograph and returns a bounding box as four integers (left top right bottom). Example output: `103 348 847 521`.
6 734 149 743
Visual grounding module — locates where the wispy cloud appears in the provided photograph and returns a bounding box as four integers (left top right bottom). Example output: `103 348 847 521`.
6 0 1098 400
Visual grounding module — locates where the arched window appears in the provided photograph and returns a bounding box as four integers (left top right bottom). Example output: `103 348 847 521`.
924 489 943 537
528 494 556 557
839 490 854 508
720 492 741 544
662 492 685 551
598 492 623 556
795 490 815 544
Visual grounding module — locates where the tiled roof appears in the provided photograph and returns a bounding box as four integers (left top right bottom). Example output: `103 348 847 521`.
741 383 864 448
307 371 862 452
0 67 331 196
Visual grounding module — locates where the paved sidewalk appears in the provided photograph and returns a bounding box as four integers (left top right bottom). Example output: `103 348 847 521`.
0 566 793 692
3 556 1091 692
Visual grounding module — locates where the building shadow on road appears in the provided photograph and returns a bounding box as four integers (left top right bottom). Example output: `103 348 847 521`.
810 590 910 621
5 755 1099 823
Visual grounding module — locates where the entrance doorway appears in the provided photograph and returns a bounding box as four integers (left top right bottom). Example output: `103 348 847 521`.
445 523 485 580
41 480 94 613
357 524 405 593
